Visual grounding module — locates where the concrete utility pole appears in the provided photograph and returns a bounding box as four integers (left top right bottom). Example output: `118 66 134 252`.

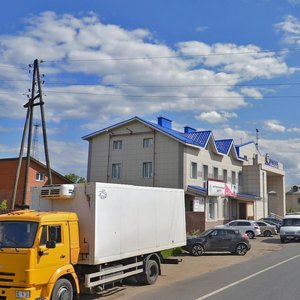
11 59 52 209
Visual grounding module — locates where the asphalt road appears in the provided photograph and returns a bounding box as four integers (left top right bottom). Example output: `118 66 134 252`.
79 237 286 300
127 241 300 300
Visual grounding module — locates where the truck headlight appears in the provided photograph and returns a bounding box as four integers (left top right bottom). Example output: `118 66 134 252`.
16 291 30 298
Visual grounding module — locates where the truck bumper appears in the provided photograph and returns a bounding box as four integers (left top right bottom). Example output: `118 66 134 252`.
0 286 46 300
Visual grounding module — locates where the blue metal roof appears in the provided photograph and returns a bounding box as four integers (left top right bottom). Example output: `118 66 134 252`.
184 131 212 148
215 139 233 155
82 116 245 161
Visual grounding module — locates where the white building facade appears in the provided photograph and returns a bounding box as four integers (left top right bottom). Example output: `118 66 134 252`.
83 116 285 233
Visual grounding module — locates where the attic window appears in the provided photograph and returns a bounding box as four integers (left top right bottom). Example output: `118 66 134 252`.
36 172 45 182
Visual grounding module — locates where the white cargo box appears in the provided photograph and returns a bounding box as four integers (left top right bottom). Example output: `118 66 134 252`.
31 182 186 265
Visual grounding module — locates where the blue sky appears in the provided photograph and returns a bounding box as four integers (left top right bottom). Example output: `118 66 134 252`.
1 0 300 186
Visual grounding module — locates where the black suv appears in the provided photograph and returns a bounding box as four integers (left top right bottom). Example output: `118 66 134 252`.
184 228 251 256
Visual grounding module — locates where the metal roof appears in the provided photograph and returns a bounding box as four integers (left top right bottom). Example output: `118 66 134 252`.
82 116 245 161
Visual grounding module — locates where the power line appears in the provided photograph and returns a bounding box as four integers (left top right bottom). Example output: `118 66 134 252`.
43 89 300 99
41 47 300 63
1 79 299 88
42 81 300 88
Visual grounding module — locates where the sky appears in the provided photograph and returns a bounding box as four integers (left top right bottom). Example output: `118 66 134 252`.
1 0 300 187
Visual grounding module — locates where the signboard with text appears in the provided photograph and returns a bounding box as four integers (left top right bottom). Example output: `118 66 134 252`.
208 180 225 196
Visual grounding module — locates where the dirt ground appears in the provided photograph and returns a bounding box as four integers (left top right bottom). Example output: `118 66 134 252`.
87 236 284 300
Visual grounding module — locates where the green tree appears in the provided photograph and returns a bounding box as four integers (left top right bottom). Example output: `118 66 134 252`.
0 200 7 209
65 173 86 183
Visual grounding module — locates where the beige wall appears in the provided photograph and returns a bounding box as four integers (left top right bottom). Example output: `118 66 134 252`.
286 192 300 213
87 121 182 188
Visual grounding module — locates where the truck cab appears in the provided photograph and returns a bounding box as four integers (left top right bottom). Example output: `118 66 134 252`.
0 210 80 299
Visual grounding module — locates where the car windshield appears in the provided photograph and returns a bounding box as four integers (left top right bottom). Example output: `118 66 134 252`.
282 218 300 227
0 221 38 248
199 229 215 237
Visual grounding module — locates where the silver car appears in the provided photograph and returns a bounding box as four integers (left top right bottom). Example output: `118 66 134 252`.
216 220 261 239
256 220 277 236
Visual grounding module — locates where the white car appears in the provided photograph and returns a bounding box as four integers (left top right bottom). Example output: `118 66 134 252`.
216 220 261 239
280 214 300 243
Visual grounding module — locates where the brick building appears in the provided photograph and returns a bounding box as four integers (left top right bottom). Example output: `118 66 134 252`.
0 157 72 208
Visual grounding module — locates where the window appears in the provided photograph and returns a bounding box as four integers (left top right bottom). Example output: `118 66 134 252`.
203 165 208 180
143 162 153 178
208 198 217 220
238 172 242 187
223 198 228 218
231 171 236 184
113 140 122 150
40 225 62 245
191 162 197 179
112 163 121 179
213 167 218 180
36 172 45 182
223 169 228 183
143 138 153 148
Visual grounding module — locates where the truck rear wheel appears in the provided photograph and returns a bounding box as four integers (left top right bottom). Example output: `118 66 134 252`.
143 259 159 285
51 278 73 300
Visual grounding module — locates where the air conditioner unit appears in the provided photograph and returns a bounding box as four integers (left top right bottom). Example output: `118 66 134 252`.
40 184 75 199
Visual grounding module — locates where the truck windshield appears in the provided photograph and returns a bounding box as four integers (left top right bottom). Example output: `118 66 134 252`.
0 221 38 248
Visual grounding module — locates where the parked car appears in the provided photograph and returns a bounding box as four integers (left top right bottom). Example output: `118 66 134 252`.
256 220 277 236
183 228 251 256
259 217 282 231
216 220 261 239
280 214 300 243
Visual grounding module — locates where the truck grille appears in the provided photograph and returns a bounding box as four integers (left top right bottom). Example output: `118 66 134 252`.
0 272 15 283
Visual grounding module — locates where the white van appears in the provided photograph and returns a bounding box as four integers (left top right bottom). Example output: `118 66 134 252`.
280 214 300 243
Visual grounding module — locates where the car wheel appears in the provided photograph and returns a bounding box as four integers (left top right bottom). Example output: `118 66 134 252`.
235 243 248 256
263 230 272 237
190 244 204 256
246 231 254 239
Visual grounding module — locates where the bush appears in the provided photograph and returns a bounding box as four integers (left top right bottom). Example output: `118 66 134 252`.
0 200 7 210
160 247 183 258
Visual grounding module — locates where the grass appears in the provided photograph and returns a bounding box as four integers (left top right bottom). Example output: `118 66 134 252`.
160 247 183 258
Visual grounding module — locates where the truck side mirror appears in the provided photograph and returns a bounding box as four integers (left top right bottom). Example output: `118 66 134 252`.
46 240 56 249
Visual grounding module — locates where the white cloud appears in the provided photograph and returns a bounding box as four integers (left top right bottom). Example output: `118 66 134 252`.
240 87 263 99
48 140 88 178
195 26 209 32
196 111 237 124
275 15 300 45
264 120 286 132
287 127 300 132
0 11 295 125
286 0 300 5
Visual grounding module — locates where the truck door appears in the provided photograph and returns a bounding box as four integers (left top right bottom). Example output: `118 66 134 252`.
35 223 70 283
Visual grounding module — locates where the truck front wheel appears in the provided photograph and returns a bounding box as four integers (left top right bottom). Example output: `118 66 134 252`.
143 259 159 285
51 278 73 300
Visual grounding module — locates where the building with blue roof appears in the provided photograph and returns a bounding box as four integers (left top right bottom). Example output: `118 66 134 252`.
83 116 286 233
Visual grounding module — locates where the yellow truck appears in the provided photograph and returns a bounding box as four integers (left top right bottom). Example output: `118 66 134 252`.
0 182 186 299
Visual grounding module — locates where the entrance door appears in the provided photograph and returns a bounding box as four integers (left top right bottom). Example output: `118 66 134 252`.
239 203 247 219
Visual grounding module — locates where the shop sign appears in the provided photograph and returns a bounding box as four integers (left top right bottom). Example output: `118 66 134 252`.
208 180 225 196
193 197 204 212
265 153 279 168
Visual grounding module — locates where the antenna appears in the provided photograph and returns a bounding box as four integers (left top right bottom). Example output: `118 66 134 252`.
255 128 259 151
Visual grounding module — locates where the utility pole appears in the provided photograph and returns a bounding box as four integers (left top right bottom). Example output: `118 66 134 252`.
32 122 41 160
11 59 52 209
